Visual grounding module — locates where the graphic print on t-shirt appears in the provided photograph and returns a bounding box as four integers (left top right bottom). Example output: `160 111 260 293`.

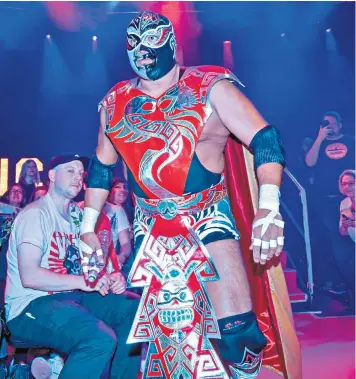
325 143 348 160
48 231 81 275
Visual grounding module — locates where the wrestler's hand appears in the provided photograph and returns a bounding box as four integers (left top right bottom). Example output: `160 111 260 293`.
109 272 127 295
250 209 285 265
80 232 106 281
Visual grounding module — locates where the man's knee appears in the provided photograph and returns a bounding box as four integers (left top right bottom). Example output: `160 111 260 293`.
87 321 118 355
215 311 267 378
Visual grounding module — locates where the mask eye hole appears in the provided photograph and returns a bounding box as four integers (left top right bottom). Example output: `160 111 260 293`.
163 293 171 302
142 28 163 47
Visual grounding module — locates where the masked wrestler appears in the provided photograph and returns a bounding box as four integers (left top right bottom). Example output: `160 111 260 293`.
80 11 300 379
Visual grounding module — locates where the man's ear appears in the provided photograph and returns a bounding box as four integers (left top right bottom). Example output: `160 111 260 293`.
48 169 56 183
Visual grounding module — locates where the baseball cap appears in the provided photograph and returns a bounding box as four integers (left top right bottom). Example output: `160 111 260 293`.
49 153 90 171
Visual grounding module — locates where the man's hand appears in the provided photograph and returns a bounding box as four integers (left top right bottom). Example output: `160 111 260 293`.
109 272 127 294
250 209 284 265
341 217 356 230
80 232 105 281
81 273 111 296
317 126 332 142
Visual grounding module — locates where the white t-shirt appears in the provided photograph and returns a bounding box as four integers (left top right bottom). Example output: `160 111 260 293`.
102 202 130 251
339 197 356 242
5 194 82 321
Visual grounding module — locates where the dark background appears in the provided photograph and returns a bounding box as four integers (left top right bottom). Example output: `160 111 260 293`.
0 1 354 183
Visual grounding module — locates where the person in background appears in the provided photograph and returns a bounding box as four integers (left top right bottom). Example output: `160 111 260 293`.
339 170 355 241
0 183 28 378
305 111 355 293
305 111 355 194
0 184 27 211
103 178 133 276
337 169 355 313
18 160 40 204
33 186 48 202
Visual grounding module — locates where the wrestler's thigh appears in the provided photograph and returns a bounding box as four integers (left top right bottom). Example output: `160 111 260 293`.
204 238 252 319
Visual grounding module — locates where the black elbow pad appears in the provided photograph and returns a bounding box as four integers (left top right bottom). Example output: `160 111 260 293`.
86 155 117 191
249 125 285 169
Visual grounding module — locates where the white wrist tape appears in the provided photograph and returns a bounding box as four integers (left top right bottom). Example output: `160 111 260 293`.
80 207 100 235
258 184 280 213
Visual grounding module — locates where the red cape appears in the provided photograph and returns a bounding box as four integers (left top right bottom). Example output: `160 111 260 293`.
224 137 302 378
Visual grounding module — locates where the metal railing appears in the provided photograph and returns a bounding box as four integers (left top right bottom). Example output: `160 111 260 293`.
283 168 314 302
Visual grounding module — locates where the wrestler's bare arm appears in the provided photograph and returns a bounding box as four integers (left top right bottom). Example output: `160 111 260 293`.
210 80 284 264
209 80 283 187
84 108 119 212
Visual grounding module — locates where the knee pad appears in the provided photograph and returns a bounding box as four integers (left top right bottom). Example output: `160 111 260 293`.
215 311 267 378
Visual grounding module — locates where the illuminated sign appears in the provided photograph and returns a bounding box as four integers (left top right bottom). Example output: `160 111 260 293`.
0 158 44 196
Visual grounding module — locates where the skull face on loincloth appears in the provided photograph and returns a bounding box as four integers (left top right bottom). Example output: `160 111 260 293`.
157 267 194 330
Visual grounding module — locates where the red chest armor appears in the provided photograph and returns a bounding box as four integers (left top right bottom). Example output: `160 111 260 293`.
100 65 240 199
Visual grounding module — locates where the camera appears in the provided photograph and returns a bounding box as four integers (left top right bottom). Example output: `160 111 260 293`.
321 120 333 136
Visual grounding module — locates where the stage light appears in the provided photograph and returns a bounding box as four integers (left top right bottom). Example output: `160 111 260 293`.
92 36 97 41
326 29 331 33
223 40 231 44
0 159 8 196
280 33 286 37
46 34 51 40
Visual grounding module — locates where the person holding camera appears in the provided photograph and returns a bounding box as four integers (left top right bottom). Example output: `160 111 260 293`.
305 111 354 196
305 111 355 294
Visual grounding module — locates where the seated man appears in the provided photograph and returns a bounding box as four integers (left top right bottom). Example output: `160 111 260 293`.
5 154 140 379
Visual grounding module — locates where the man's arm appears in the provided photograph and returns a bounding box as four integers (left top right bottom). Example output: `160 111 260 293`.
210 80 285 264
210 80 283 185
305 127 330 167
80 107 120 279
84 108 119 213
18 243 85 291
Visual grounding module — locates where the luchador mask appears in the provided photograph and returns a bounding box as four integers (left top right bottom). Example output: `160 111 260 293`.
126 11 177 81
157 267 194 330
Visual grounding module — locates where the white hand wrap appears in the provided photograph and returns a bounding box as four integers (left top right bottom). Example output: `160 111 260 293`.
258 184 280 212
252 184 284 238
80 207 100 235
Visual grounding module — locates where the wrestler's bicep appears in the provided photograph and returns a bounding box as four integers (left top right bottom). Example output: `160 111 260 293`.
210 80 268 146
97 107 119 165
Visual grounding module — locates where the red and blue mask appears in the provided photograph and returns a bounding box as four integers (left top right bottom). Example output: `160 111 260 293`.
126 11 177 81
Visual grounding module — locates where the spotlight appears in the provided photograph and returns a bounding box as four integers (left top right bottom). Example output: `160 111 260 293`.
223 40 231 44
92 36 98 41
46 34 51 39
326 29 331 33
280 33 286 37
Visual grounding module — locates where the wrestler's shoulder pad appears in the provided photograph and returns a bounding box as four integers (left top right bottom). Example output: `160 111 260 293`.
105 79 132 98
193 65 232 75
187 65 245 87
99 80 131 110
